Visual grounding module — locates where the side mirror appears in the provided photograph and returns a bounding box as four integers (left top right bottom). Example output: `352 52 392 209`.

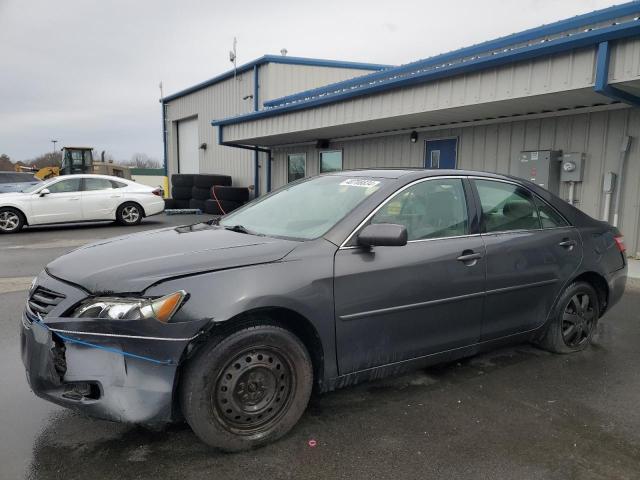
357 223 408 248
39 188 50 197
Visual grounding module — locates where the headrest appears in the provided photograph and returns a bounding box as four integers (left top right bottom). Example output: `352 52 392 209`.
503 198 534 219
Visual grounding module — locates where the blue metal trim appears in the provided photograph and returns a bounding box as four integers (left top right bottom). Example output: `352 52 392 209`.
594 41 640 106
264 1 640 108
213 19 640 127
162 55 391 103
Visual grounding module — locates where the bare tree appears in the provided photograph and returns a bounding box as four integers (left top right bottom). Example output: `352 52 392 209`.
0 154 12 171
126 153 161 169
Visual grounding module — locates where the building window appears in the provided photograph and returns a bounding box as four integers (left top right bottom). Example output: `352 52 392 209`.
287 154 306 183
320 150 343 173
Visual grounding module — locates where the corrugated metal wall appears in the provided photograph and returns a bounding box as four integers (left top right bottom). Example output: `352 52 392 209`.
272 107 640 255
224 38 640 144
164 63 380 188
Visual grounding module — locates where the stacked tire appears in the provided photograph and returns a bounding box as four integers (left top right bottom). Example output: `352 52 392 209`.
205 186 250 215
169 174 196 209
168 174 232 211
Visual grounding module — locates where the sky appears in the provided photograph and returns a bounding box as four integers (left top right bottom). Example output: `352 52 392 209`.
0 0 622 163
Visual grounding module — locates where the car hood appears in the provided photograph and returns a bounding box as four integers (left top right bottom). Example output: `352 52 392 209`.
0 189 29 196
46 223 299 293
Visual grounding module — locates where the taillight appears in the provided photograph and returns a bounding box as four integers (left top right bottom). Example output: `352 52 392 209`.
152 188 163 197
614 235 626 253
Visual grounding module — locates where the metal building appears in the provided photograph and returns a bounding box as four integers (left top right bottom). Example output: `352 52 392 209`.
161 55 390 196
212 2 640 256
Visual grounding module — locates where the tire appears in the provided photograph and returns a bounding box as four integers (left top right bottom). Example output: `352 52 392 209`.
171 199 191 209
180 324 313 452
193 174 232 188
204 199 243 215
538 281 600 354
116 202 143 226
212 186 250 202
189 198 206 210
172 174 196 187
172 186 192 200
191 186 212 200
0 207 25 234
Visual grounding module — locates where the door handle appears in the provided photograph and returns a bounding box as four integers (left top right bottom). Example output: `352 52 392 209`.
68 197 80 201
558 238 577 250
110 195 122 198
457 250 482 266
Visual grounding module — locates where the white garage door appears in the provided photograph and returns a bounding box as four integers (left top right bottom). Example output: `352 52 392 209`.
178 117 199 173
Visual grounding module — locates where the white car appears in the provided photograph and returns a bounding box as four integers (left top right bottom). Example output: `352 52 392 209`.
0 174 165 233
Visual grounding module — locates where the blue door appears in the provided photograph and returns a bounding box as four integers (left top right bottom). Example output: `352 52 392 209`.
425 138 457 169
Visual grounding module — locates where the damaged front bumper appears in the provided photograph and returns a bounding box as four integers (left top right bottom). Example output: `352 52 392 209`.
20 275 210 425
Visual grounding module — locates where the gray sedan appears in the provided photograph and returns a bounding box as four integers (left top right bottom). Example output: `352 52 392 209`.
20 169 627 451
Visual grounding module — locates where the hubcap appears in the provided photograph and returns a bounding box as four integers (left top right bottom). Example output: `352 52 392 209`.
213 348 294 434
562 292 595 348
122 206 139 223
0 211 19 231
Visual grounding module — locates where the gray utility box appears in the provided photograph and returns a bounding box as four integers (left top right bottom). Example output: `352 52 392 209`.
518 150 562 194
560 152 585 182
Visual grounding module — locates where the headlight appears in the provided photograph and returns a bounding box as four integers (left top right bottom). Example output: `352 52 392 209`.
71 290 187 323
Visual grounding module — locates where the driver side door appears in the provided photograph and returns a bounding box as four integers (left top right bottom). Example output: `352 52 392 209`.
333 177 486 374
30 178 83 225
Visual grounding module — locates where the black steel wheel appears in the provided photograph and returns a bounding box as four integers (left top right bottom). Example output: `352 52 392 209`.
538 281 600 354
213 347 295 434
180 324 313 451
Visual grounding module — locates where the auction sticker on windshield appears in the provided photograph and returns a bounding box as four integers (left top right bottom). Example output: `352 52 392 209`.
339 179 381 188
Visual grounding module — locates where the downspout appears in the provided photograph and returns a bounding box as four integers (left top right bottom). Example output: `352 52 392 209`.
253 65 260 197
161 100 168 177
593 41 639 227
217 125 272 193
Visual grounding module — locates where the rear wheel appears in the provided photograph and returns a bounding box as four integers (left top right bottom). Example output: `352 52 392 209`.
180 324 313 451
116 202 143 226
0 208 24 233
538 281 599 353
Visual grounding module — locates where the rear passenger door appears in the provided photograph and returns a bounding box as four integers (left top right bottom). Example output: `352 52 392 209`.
472 178 582 340
82 177 121 220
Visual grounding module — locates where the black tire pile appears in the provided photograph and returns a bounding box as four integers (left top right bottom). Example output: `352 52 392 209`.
165 174 249 215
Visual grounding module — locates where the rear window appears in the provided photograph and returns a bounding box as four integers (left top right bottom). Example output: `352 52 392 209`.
0 172 38 183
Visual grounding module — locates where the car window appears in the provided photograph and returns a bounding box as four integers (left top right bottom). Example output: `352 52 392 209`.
47 178 82 193
111 180 127 188
370 178 469 240
475 179 541 233
84 178 114 191
534 196 569 228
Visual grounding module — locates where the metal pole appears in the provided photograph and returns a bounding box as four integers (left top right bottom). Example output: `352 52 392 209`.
51 139 58 153
568 181 575 205
613 136 631 227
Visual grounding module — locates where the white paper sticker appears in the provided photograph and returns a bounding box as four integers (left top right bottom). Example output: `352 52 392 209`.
339 179 381 188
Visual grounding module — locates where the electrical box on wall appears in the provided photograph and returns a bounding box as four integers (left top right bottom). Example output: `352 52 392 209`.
560 152 585 182
517 150 562 194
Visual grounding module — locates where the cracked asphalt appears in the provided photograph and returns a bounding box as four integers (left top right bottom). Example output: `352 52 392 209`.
1 215 639 479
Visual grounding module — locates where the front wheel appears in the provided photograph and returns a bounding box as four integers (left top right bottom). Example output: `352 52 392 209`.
538 281 600 354
180 324 313 451
0 208 24 234
116 202 143 226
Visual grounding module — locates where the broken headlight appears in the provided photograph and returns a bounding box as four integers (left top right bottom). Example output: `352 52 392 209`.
71 291 186 323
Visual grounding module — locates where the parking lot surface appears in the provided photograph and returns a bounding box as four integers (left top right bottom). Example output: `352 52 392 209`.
1 214 639 479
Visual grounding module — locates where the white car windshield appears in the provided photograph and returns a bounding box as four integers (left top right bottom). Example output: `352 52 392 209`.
219 175 386 240
20 182 45 193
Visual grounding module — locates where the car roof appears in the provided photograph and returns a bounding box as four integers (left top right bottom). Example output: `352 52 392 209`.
324 168 517 182
49 174 130 182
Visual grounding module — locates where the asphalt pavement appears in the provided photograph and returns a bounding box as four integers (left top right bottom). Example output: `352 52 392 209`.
1 215 639 479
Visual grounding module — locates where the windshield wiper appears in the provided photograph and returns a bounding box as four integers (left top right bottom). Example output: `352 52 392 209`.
224 224 252 234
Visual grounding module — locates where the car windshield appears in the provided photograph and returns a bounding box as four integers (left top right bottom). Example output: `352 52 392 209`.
219 175 387 240
21 181 45 193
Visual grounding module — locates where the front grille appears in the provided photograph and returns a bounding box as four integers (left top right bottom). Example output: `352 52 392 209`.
28 286 65 316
